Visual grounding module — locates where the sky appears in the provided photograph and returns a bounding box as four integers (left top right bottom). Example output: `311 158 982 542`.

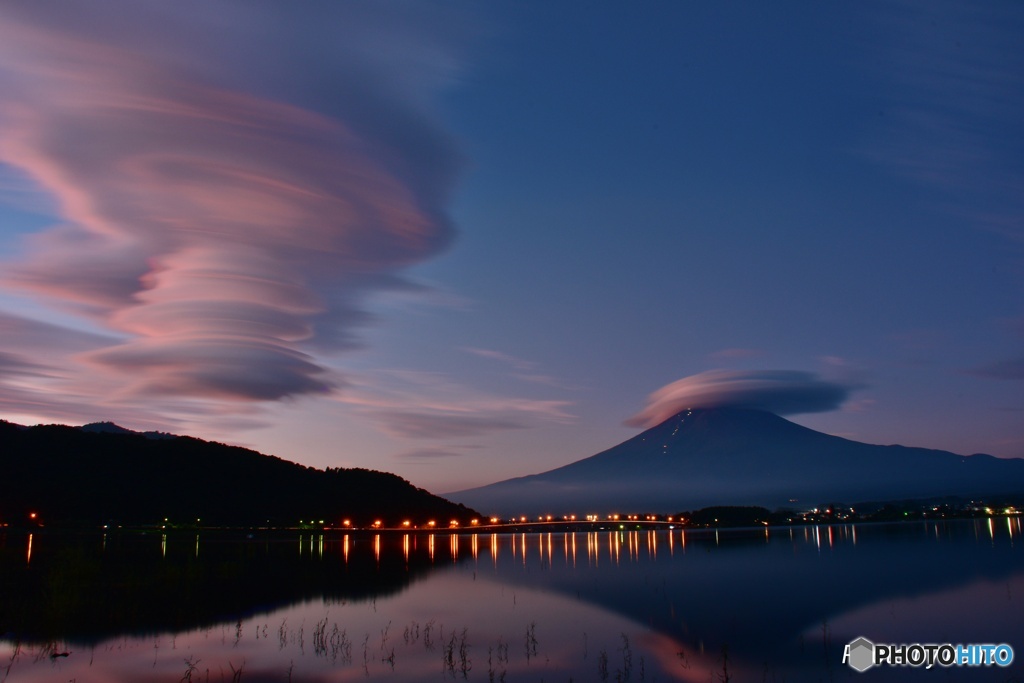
0 1 1021 493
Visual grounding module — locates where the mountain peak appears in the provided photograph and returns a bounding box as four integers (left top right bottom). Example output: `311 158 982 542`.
79 422 178 440
448 407 1024 516
80 421 135 435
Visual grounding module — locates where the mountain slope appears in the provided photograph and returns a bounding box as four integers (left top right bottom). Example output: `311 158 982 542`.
0 421 477 526
447 408 1024 516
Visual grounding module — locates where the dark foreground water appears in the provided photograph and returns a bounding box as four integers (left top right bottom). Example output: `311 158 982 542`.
2 519 1022 682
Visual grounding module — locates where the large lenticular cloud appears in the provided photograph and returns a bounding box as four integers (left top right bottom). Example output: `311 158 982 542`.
625 370 855 428
0 2 463 401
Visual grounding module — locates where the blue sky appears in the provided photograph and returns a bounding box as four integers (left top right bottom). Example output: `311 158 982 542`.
0 1 1021 492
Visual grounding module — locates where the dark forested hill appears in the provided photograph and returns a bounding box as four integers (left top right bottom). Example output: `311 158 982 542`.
0 421 477 527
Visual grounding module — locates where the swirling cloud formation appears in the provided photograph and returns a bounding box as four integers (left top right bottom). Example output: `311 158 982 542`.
0 1 465 402
625 370 856 428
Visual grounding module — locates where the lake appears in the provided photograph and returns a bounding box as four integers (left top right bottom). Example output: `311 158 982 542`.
2 519 1022 682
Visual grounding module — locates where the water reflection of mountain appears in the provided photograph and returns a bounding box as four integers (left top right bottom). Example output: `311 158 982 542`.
483 521 1024 663
0 530 459 644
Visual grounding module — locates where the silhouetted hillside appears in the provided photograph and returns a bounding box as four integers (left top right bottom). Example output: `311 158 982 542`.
0 421 477 527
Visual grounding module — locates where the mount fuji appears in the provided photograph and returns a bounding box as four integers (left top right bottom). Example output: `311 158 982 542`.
446 408 1024 516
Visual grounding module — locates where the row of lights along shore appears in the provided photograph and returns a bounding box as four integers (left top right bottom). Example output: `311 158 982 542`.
302 514 679 531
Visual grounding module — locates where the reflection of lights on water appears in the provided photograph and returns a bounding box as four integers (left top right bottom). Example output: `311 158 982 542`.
428 534 435 562
343 534 349 563
26 533 33 564
449 533 458 561
403 534 410 562
491 533 498 567
471 533 478 561
988 517 995 541
195 534 200 559
161 534 167 558
374 534 381 563
827 526 834 549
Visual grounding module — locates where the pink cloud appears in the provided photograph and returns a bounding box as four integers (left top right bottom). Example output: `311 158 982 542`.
626 369 857 428
0 4 462 402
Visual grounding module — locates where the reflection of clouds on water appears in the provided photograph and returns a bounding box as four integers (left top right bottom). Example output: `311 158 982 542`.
0 569 690 683
2 520 1023 682
481 521 1024 682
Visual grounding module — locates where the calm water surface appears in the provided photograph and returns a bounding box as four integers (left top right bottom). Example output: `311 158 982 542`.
2 519 1022 682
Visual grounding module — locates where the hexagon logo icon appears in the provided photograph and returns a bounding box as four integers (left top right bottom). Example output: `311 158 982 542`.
844 636 875 672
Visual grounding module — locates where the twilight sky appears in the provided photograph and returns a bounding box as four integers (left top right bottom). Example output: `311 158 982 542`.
0 1 1021 493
